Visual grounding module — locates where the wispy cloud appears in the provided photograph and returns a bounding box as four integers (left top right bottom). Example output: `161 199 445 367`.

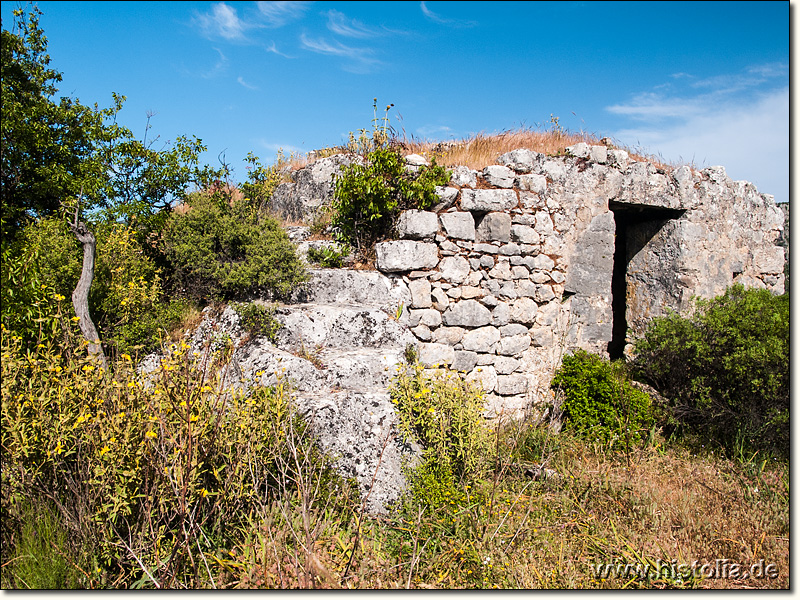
325 9 379 38
264 41 295 58
201 48 229 78
420 1 477 27
416 124 453 138
299 33 381 73
257 1 312 28
607 64 788 203
237 76 258 90
194 2 248 41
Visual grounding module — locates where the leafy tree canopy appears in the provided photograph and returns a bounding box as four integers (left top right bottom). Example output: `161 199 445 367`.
1 5 215 239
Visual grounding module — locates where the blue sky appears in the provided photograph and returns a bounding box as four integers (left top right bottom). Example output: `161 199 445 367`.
1 1 790 203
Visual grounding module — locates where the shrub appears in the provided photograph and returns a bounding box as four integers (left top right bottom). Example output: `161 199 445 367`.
390 363 492 507
162 192 308 302
1 327 339 588
306 244 350 268
231 301 281 342
331 145 449 253
551 350 654 450
632 285 789 459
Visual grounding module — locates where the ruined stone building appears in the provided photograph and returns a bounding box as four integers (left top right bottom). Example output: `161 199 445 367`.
163 143 785 511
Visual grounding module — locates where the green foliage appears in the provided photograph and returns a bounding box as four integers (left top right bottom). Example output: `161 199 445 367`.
329 101 450 252
633 285 789 458
306 244 350 268
331 145 450 251
240 151 292 213
390 363 493 506
17 218 191 357
1 6 211 239
2 501 84 589
1 329 338 588
232 301 281 342
162 192 308 302
551 350 654 449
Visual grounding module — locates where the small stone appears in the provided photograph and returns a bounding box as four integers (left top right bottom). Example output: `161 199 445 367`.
480 255 496 268
480 294 499 308
496 334 531 356
409 308 442 328
450 165 478 187
405 153 429 166
466 365 498 393
431 287 450 310
396 210 439 240
512 266 529 279
461 189 518 213
511 224 540 245
499 243 522 256
477 212 512 242
497 149 540 174
418 343 454 367
500 323 528 337
411 324 432 341
409 278 432 308
432 326 465 345
491 302 510 326
461 285 484 299
433 186 459 211
488 261 513 281
439 255 471 284
510 298 538 324
376 241 439 272
493 356 520 375
517 174 547 194
496 374 528 395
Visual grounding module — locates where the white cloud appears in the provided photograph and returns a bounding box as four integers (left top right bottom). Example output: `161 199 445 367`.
612 88 789 204
201 48 229 78
325 9 378 38
237 76 258 90
299 33 381 73
257 1 312 28
420 1 477 27
416 124 453 138
195 3 247 41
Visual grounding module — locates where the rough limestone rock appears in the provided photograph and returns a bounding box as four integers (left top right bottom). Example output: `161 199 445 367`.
270 154 355 223
396 210 439 240
461 189 518 213
376 240 439 272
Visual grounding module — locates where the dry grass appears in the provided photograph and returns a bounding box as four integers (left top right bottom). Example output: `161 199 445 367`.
218 428 788 590
289 127 678 174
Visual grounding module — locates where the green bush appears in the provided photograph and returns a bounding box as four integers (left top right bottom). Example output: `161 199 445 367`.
551 350 654 449
232 301 281 342
390 363 492 507
633 285 789 459
162 192 308 302
1 328 338 588
331 144 450 252
306 244 350 268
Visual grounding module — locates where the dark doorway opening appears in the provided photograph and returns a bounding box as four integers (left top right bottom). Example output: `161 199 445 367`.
607 203 685 360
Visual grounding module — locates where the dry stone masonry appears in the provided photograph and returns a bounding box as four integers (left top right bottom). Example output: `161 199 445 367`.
156 143 784 513
367 144 784 419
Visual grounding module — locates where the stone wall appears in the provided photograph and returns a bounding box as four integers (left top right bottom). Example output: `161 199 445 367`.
368 144 785 418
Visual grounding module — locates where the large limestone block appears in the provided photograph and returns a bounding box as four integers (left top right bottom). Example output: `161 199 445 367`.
477 212 512 242
442 299 492 327
452 350 479 372
496 374 528 396
461 189 518 213
483 165 515 188
461 326 501 353
418 342 455 367
376 240 439 272
396 210 439 240
450 165 478 187
497 149 540 174
511 224 540 245
440 211 476 240
432 326 465 345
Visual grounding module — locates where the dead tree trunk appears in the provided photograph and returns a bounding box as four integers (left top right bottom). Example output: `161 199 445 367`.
69 209 108 370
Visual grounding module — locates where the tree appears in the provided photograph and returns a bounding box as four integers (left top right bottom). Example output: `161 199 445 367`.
1 6 214 360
